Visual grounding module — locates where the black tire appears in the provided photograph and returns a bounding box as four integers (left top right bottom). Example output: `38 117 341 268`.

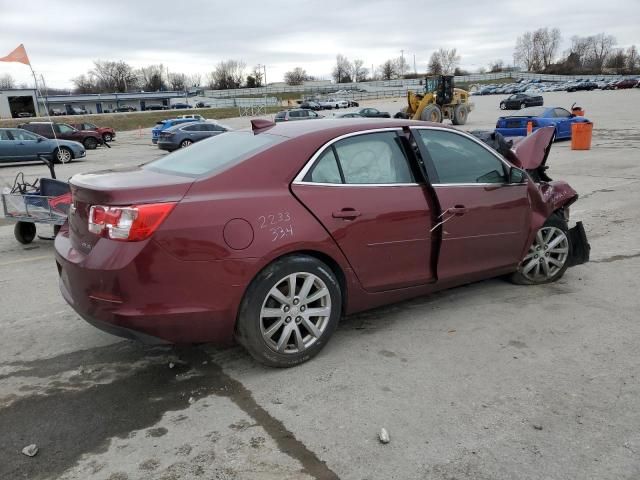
500 102 506 110
83 137 98 150
102 133 113 142
179 139 192 148
510 214 571 285
451 105 468 125
54 147 73 164
420 104 443 122
394 106 410 119
236 255 342 367
14 222 36 244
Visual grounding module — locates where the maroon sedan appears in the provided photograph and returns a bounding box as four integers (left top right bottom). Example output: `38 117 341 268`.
71 122 116 142
55 120 589 367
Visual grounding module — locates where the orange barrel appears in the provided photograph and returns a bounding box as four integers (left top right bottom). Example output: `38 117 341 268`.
526 121 533 135
571 122 593 150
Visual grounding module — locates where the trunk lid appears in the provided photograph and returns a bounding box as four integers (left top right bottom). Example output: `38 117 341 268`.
68 166 194 253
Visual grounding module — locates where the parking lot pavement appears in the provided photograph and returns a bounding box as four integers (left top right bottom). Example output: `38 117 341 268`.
1 90 640 479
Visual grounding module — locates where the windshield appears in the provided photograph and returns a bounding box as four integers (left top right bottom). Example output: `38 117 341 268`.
511 107 547 117
143 132 283 177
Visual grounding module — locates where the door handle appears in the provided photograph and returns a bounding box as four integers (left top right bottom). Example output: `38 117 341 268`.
332 208 361 220
449 205 468 215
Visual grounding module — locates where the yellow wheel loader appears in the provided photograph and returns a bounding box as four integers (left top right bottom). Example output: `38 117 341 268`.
394 75 473 125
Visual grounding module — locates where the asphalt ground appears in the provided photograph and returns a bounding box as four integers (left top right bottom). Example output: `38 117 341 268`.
1 89 639 480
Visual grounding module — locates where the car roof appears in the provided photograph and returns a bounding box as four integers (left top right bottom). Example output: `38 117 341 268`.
252 118 453 139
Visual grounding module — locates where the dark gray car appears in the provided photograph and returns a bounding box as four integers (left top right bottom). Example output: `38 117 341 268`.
157 121 230 151
0 128 86 163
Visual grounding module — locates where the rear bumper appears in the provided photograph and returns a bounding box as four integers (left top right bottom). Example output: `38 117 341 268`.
157 141 177 151
54 230 249 345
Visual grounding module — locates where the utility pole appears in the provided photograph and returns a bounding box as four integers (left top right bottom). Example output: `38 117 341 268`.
400 49 405 77
413 54 417 75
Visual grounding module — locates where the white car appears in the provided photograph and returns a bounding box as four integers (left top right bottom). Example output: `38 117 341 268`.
178 114 205 121
318 99 349 109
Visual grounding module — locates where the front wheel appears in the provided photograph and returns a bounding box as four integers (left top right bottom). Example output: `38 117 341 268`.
54 147 72 164
236 255 342 367
500 102 506 110
14 222 36 244
83 137 98 150
102 133 113 142
510 215 571 285
520 102 526 109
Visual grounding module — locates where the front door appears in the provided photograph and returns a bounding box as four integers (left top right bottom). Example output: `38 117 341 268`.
9 129 43 161
292 130 435 292
413 128 531 280
553 108 573 138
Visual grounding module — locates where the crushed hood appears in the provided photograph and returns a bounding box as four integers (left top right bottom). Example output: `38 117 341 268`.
511 126 555 170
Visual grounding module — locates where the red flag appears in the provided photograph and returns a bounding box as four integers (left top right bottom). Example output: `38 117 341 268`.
0 44 30 65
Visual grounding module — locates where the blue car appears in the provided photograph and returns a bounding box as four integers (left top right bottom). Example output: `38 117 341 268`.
151 118 202 144
0 128 86 163
495 106 590 140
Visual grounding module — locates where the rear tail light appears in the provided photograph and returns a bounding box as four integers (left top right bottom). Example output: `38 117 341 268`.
88 202 176 241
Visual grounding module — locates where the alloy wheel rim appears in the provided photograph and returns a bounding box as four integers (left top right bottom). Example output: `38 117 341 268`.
182 140 192 147
260 272 331 354
58 149 70 162
520 226 569 282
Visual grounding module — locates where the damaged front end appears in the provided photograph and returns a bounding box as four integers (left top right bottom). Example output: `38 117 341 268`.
472 127 590 267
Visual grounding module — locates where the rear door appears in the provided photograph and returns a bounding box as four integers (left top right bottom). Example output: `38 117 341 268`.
413 127 531 280
292 129 435 292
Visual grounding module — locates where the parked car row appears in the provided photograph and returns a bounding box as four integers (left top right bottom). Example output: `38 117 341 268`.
0 120 116 164
274 107 391 122
472 77 640 96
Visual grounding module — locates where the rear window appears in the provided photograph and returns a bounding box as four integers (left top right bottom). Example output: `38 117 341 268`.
511 107 547 117
143 132 282 177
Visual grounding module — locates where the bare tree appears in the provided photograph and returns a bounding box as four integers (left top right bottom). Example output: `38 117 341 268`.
606 49 626 72
535 27 561 69
284 67 308 85
168 72 187 91
137 64 166 91
351 59 367 82
427 52 443 75
186 73 201 88
379 59 397 80
515 32 541 71
0 74 16 89
489 59 505 72
627 45 639 73
209 60 246 89
394 56 409 77
332 54 352 83
588 33 616 73
250 66 263 87
90 60 137 92
436 48 460 75
72 74 98 94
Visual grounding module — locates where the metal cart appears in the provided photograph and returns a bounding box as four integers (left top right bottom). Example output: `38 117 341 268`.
1 155 71 244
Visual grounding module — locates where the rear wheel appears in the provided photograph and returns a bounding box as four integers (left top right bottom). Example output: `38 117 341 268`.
180 139 193 148
451 105 468 125
510 214 571 285
14 222 36 244
420 104 443 123
520 102 526 109
83 137 98 150
236 255 342 367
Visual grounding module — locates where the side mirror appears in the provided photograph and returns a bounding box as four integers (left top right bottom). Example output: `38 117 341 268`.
509 167 527 184
37 137 44 142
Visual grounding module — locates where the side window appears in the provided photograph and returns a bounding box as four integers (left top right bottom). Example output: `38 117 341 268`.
0 130 10 140
275 111 286 120
305 148 342 184
183 125 200 131
58 124 75 134
12 130 37 141
554 108 571 118
417 129 507 184
289 111 301 118
334 132 414 184
308 111 318 118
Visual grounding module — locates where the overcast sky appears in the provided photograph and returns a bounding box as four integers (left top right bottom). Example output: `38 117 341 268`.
1 0 638 89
